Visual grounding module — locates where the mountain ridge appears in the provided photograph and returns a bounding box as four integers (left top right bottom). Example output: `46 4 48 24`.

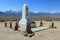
0 10 60 18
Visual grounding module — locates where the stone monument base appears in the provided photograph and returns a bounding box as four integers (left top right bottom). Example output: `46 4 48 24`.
31 27 49 32
23 31 34 37
19 21 36 33
21 22 35 37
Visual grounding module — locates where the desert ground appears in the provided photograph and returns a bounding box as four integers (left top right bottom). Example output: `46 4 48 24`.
0 21 60 40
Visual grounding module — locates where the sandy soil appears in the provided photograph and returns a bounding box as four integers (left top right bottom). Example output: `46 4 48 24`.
0 21 60 40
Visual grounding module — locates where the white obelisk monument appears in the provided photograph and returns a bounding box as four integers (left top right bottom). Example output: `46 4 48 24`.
19 4 36 32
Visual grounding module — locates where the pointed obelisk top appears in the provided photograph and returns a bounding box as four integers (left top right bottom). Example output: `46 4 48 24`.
23 4 28 7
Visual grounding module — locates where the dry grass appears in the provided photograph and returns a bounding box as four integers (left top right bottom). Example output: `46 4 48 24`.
0 16 60 22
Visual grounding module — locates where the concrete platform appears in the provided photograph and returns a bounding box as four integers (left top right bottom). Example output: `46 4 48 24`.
31 27 49 32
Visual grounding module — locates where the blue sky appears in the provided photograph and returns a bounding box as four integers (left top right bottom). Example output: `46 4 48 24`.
0 0 60 13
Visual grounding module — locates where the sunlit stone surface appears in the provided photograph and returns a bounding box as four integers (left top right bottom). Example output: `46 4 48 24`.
19 4 36 32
